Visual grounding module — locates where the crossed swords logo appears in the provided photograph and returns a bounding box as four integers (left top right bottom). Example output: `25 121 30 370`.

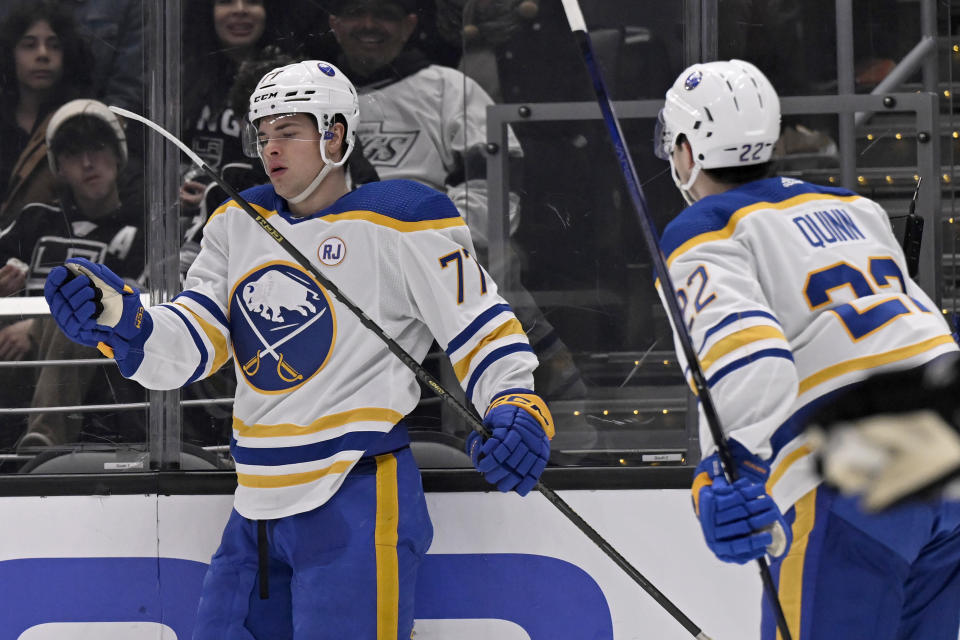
236 295 327 382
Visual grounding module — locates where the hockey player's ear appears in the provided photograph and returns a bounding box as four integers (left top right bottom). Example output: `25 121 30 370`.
673 138 695 174
325 122 346 162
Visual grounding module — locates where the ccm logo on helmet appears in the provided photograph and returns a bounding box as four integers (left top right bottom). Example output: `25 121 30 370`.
253 91 278 103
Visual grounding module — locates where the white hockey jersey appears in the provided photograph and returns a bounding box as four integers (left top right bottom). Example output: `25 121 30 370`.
126 179 538 519
659 177 957 511
356 64 523 247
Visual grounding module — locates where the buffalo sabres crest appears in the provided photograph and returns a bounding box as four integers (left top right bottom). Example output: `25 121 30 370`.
231 262 336 393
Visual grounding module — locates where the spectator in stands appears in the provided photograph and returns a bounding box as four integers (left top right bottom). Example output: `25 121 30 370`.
178 0 297 217
325 0 586 406
0 0 92 230
2 99 145 449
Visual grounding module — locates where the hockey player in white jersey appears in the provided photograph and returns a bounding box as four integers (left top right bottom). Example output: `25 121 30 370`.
42 60 554 639
656 59 960 639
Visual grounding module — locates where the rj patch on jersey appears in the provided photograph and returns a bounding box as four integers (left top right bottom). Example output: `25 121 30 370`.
230 261 337 393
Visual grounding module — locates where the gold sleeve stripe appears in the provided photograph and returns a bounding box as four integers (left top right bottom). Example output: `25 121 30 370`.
452 317 526 382
766 444 812 492
207 199 277 226
698 325 788 372
798 334 956 395
375 454 400 639
236 459 354 488
320 209 466 232
691 470 712 516
234 407 404 438
666 193 862 267
173 302 231 374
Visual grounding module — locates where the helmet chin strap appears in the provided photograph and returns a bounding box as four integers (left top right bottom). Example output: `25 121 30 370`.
287 162 334 204
669 156 703 206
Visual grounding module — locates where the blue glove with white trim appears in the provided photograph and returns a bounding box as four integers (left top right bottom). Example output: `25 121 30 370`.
692 440 791 564
466 391 554 496
44 258 152 374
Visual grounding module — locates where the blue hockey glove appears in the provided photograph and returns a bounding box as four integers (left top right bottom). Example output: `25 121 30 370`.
45 258 152 374
466 391 554 496
44 264 103 346
692 440 791 564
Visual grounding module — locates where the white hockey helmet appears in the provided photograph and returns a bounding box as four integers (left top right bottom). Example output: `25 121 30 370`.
655 59 780 200
46 99 128 173
244 60 359 203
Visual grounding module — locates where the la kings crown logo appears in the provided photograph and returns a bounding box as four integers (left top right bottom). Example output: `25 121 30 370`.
358 121 419 168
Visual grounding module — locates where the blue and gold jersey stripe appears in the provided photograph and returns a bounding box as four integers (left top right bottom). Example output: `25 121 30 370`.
446 303 512 355
452 317 526 382
699 325 789 372
174 290 229 328
320 209 465 232
798 334 955 395
173 302 230 374
464 342 535 403
234 407 404 438
236 459 355 488
162 303 208 384
698 310 781 354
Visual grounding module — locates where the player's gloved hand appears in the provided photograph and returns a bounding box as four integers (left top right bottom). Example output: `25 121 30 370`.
44 263 103 346
692 440 791 564
465 391 554 496
45 258 152 374
807 353 960 511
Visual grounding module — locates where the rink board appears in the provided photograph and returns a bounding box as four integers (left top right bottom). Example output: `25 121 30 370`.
0 489 761 639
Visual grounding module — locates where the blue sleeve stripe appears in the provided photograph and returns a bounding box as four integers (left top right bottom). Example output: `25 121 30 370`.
231 431 386 466
174 290 229 328
490 387 535 403
464 343 535 404
446 303 512 355
705 348 794 388
699 310 781 354
164 304 208 385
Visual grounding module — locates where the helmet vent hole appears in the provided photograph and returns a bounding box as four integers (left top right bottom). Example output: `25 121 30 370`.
698 154 704 160
285 91 298 97
704 107 713 122
693 121 701 130
304 90 316 95
732 96 740 111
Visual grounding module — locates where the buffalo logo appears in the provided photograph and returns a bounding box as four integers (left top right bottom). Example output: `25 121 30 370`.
684 70 702 90
318 236 346 266
357 121 419 168
317 62 336 76
231 263 336 393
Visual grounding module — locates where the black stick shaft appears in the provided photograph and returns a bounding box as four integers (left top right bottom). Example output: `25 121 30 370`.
557 2 792 638
110 106 713 640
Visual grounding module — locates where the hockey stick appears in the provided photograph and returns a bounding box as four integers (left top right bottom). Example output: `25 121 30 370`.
111 106 714 640
557 2 793 639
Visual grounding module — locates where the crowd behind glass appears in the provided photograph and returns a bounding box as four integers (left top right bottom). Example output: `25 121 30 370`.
0 0 919 473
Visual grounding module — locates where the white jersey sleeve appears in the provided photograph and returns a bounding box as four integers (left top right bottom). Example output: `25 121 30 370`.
396 192 537 413
124 211 233 390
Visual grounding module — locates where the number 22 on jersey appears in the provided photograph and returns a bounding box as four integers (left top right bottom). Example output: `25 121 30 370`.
804 256 929 341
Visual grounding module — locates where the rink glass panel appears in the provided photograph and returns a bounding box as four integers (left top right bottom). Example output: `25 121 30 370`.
0 0 945 478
